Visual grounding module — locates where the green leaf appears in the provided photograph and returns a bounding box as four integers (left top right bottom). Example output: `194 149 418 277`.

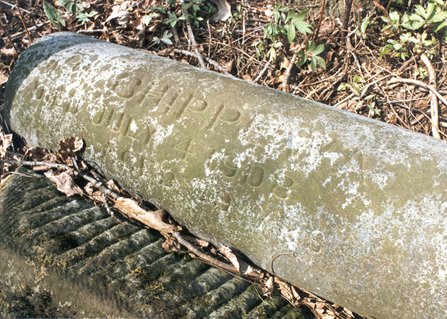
161 31 173 45
415 5 427 19
58 0 78 16
43 1 65 28
285 23 296 43
264 23 276 39
77 10 98 24
432 11 447 23
267 47 277 61
393 42 403 50
389 11 400 24
292 19 312 34
361 16 370 34
426 2 436 19
314 55 326 69
436 20 447 32
312 43 325 55
310 57 317 70
296 50 306 66
142 12 160 26
403 13 426 30
287 10 306 22
431 0 445 6
400 32 411 42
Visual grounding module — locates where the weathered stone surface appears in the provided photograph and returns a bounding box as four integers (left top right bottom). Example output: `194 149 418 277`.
0 167 307 318
4 32 447 318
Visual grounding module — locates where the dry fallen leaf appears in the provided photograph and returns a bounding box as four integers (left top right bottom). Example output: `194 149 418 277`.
106 179 122 194
243 264 262 277
106 2 132 25
209 0 231 22
84 182 105 202
0 133 13 159
114 198 178 234
263 276 274 296
44 170 83 197
0 72 8 86
0 47 16 57
218 245 240 271
162 237 182 252
58 136 84 156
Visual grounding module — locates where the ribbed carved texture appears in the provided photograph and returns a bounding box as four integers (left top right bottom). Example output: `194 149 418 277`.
0 168 310 318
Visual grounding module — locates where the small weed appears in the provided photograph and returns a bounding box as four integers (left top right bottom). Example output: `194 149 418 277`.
380 0 447 59
258 3 325 71
43 0 98 28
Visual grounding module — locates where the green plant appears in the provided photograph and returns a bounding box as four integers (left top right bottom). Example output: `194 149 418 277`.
152 31 173 45
257 3 325 70
380 0 447 59
146 0 214 28
356 13 373 39
43 1 65 28
338 75 364 96
43 0 98 28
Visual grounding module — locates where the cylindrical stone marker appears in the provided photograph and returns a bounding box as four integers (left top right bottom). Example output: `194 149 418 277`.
4 32 447 319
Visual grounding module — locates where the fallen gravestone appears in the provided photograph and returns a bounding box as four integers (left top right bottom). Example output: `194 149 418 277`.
4 32 447 318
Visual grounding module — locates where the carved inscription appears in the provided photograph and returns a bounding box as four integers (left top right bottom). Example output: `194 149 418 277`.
209 156 265 188
39 60 300 202
173 137 193 160
92 108 155 169
204 104 241 130
274 175 294 200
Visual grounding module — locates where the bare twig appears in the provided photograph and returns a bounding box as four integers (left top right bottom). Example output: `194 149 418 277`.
182 2 206 68
173 49 230 74
171 26 180 46
372 0 388 16
388 77 447 135
77 29 106 34
281 51 297 92
312 0 326 40
0 0 31 14
2 22 46 41
172 231 237 273
16 5 32 43
420 53 441 139
342 0 353 38
0 20 18 56
254 60 271 83
2 159 69 170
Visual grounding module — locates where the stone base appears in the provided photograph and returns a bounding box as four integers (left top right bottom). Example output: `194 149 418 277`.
0 168 310 318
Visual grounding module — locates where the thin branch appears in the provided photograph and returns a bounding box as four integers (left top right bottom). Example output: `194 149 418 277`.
341 0 353 38
173 48 230 74
182 2 206 68
0 0 31 13
16 5 32 42
254 60 271 83
172 231 237 273
0 19 18 56
2 22 46 41
312 0 326 40
420 53 441 139
281 47 300 92
388 78 447 114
